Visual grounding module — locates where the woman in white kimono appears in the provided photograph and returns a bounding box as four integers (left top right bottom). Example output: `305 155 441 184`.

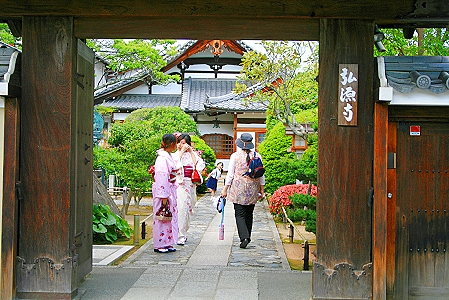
172 133 205 245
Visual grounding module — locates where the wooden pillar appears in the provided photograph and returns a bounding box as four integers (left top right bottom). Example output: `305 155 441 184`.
16 16 87 299
373 102 389 299
1 96 20 299
314 19 374 299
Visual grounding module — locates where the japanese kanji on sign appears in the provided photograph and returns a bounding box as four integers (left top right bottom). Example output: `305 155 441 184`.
338 64 358 126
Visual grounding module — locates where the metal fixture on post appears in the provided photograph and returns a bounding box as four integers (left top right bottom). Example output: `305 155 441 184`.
374 25 386 52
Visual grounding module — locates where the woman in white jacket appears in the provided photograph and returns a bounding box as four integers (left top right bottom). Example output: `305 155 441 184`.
221 133 265 249
172 133 205 245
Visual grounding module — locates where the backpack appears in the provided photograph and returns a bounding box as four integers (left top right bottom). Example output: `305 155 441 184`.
244 151 265 179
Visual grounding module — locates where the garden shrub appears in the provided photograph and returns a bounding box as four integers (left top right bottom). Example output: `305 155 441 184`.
297 139 318 184
287 193 317 234
258 122 297 194
93 204 133 244
94 107 214 200
268 183 317 215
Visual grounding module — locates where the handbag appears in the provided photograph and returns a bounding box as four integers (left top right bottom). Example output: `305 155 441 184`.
155 201 172 221
191 169 202 184
191 162 202 184
147 165 155 179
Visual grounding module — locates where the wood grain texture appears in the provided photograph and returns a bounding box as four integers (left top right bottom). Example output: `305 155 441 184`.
395 119 449 299
17 16 77 296
386 122 397 299
315 18 374 299
1 1 448 39
373 102 388 300
1 97 20 299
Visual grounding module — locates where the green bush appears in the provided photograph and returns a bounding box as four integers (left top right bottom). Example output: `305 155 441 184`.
93 204 133 244
286 193 317 234
94 107 209 200
258 122 297 194
297 139 318 184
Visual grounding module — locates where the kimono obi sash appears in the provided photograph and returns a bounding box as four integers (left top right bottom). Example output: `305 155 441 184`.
183 166 193 178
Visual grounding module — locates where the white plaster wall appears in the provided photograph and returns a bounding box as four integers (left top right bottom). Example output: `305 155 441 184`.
390 89 449 106
113 112 129 121
124 85 149 94
152 82 182 94
94 60 108 88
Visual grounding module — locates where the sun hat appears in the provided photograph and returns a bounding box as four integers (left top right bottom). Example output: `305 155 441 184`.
235 133 254 150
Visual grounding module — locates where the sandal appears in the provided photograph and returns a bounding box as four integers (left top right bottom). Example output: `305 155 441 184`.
154 248 169 253
165 246 177 252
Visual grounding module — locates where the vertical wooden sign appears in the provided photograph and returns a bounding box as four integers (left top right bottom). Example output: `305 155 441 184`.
338 64 358 126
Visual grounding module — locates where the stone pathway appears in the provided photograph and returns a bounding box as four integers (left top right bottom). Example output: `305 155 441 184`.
120 190 289 269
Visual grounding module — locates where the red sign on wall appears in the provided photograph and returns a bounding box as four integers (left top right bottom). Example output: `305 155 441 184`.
338 64 358 126
410 125 421 136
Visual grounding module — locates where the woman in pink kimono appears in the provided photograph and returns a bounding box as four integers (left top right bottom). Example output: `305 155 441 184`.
172 134 205 245
152 134 179 253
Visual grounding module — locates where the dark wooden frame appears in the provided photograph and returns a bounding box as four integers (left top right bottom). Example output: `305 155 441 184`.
1 1 448 298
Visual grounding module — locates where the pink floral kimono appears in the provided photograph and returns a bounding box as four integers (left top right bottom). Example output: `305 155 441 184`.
152 149 179 249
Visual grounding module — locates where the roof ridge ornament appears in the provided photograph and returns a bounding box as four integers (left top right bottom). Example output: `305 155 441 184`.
209 40 224 57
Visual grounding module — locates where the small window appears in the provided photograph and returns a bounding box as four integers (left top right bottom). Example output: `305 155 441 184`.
201 134 234 158
256 133 266 146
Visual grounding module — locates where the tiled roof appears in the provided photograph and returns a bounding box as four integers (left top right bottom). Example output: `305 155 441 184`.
98 78 265 113
204 81 268 112
94 70 148 99
96 94 181 110
381 56 449 94
180 78 240 112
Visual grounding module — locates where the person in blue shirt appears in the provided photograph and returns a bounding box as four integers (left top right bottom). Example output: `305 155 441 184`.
205 162 224 197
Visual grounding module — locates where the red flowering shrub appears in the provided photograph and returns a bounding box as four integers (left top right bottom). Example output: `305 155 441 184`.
268 183 317 215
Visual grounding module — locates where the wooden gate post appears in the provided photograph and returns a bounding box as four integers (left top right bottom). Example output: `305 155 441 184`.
314 19 374 299
16 16 93 299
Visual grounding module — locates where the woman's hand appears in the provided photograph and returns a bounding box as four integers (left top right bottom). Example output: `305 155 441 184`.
221 186 228 198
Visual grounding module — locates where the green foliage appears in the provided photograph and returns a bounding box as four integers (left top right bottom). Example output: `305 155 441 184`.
88 39 180 85
191 135 216 173
376 28 449 56
0 24 21 49
116 136 162 199
95 107 213 199
93 146 123 179
268 183 317 214
259 107 318 194
297 133 318 184
95 105 117 116
286 193 317 234
92 204 133 243
258 122 297 194
236 41 318 136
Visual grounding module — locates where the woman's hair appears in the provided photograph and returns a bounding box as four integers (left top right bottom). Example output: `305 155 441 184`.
161 133 177 149
216 162 223 167
244 149 251 164
177 133 192 146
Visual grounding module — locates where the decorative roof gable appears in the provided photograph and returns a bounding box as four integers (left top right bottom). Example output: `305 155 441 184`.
163 40 253 72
